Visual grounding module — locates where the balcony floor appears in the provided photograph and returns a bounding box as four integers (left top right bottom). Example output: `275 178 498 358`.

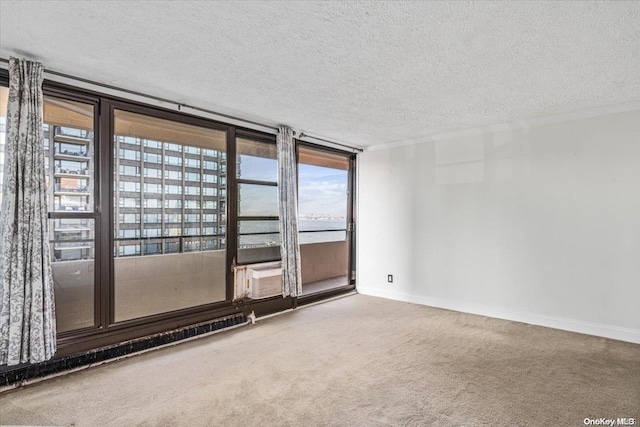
301 275 349 295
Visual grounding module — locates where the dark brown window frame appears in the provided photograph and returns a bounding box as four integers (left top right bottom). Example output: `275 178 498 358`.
43 88 102 337
0 69 356 358
235 129 280 265
295 142 357 305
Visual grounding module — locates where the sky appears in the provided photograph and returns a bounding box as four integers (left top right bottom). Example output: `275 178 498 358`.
239 155 348 217
298 164 348 217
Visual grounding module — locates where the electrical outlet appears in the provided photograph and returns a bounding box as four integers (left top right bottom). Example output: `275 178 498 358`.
387 274 393 283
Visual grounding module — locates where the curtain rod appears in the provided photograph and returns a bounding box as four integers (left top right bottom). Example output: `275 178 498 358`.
299 133 363 152
0 57 363 153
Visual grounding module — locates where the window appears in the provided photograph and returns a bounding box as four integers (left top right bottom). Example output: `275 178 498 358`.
185 199 200 209
238 184 278 216
112 109 227 322
0 76 356 353
298 146 349 244
185 186 200 196
185 172 200 182
118 136 140 145
144 228 161 238
55 126 89 138
185 213 200 223
184 227 200 236
119 244 141 257
203 238 218 250
165 213 182 223
144 242 162 255
144 213 162 223
144 198 162 208
236 136 280 264
119 197 140 208
119 165 140 176
144 183 162 194
165 169 182 181
164 142 182 152
120 181 141 192
120 148 140 161
144 152 162 164
144 167 162 178
185 157 201 169
119 229 141 239
165 154 182 166
184 239 201 252
144 139 162 149
297 145 353 294
119 213 140 224
164 226 182 237
165 199 182 209
204 160 217 170
166 185 182 195
43 94 97 333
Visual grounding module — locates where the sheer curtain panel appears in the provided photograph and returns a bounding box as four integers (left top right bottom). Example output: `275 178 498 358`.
276 126 302 297
0 57 56 365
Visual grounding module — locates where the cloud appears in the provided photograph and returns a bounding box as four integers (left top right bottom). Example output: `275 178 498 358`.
238 158 349 217
298 164 348 216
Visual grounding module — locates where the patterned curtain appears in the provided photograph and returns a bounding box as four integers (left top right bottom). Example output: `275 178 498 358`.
276 126 302 297
0 57 56 365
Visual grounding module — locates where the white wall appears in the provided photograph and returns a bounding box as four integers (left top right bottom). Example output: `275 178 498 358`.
357 107 640 343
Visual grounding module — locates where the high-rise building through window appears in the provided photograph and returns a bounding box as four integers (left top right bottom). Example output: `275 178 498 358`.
0 79 356 345
111 109 228 322
112 113 227 258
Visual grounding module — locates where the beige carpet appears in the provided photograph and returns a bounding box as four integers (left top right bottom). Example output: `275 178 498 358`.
1 294 638 426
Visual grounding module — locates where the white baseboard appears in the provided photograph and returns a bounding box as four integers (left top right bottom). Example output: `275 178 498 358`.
357 287 640 344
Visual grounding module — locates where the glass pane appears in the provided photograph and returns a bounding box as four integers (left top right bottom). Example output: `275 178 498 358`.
238 220 282 264
299 230 347 244
238 184 278 216
298 147 349 241
298 147 351 294
235 137 279 264
238 245 281 265
299 219 347 232
113 109 227 322
39 95 98 333
239 220 279 234
50 218 95 333
239 233 281 249
45 97 95 213
237 137 277 182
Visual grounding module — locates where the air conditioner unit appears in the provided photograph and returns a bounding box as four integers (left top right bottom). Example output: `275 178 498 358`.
247 264 282 299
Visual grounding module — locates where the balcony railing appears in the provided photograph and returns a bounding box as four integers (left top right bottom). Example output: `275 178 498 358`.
113 234 226 257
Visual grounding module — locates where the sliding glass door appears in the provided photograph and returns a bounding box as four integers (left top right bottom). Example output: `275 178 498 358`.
232 138 356 298
1 72 357 357
45 96 98 333
112 109 229 322
236 134 280 264
297 145 354 296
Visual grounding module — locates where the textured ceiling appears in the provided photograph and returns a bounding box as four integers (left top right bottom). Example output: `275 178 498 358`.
1 1 639 147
